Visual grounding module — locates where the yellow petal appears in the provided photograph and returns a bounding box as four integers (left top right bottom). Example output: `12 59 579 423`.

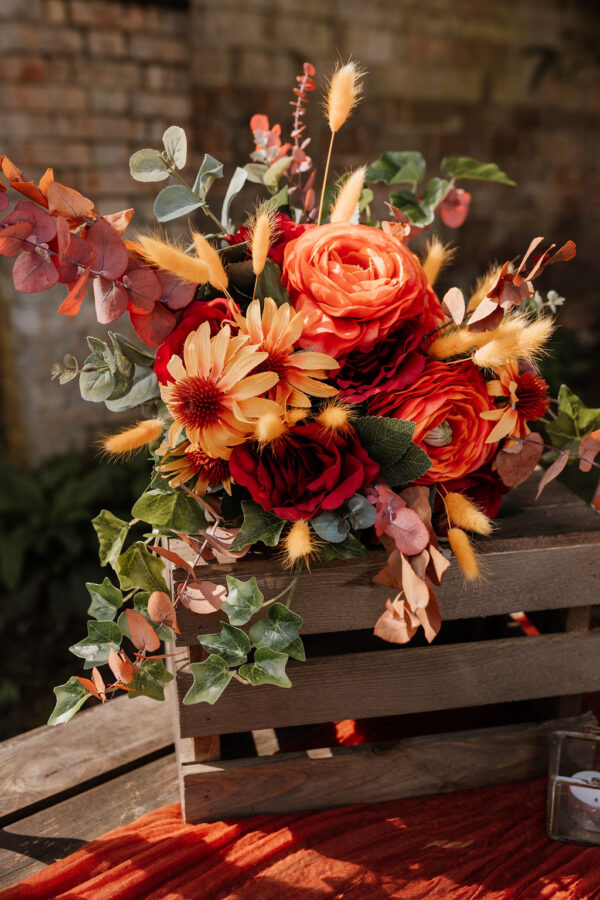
232 370 279 400
485 408 519 443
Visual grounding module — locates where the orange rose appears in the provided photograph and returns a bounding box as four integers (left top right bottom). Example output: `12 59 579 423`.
282 223 443 358
369 359 498 484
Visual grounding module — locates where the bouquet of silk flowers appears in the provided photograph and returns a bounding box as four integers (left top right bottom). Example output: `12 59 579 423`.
1 59 595 722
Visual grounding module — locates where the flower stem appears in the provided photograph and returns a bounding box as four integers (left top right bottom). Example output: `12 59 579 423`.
317 132 335 226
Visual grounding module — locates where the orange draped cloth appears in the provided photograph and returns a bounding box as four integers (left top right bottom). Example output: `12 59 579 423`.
3 777 600 900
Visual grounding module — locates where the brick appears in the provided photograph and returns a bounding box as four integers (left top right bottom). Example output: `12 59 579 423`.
0 0 43 19
88 88 130 114
0 56 48 83
190 49 232 88
129 34 187 64
146 65 189 94
42 27 84 54
2 84 86 111
44 0 67 23
0 23 42 52
88 29 127 58
134 92 190 120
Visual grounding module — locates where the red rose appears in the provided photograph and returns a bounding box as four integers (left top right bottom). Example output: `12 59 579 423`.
225 213 312 267
335 321 427 402
229 422 380 522
369 359 498 484
153 298 232 384
282 223 443 359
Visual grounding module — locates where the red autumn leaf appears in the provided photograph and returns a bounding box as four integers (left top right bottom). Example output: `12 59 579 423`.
157 270 196 310
150 545 196 579
0 155 49 207
439 186 471 228
441 286 465 325
47 181 95 222
0 221 33 256
401 552 430 611
103 208 134 237
76 676 101 699
125 608 161 653
148 590 180 634
93 276 129 324
13 247 59 293
177 580 227 614
124 266 162 314
129 303 177 349
536 450 569 499
58 269 90 316
86 217 128 280
108 648 135 684
495 432 543 488
56 216 93 282
4 200 56 243
578 430 600 473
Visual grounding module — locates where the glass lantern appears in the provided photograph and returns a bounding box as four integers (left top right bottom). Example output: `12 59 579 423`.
547 727 600 845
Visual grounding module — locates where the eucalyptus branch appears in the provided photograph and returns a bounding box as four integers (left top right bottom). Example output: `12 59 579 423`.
510 434 600 472
168 167 227 235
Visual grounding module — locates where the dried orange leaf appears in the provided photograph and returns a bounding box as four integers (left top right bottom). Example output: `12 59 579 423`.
495 432 543 488
536 450 569 499
416 589 442 643
578 430 600 473
148 590 180 634
178 580 226 614
76 676 100 699
401 552 429 611
91 666 106 700
108 648 135 684
47 181 95 221
103 208 134 237
150 545 195 579
125 608 161 653
428 544 451 586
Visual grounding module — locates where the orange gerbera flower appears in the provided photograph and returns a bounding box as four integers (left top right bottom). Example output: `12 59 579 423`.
157 440 231 495
480 363 550 443
232 297 339 408
160 321 282 459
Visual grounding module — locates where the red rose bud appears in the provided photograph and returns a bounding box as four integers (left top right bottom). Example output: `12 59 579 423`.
153 298 233 384
229 422 380 522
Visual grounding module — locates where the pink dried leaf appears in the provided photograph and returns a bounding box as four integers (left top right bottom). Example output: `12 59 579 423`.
578 430 600 473
86 216 128 280
441 286 466 325
536 450 569 499
495 432 543 488
93 276 129 324
178 580 227 614
401 552 430 611
13 246 58 293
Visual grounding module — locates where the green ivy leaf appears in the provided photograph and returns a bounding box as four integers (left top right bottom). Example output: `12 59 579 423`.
366 151 426 185
128 658 173 701
254 259 290 308
193 153 224 199
114 541 168 593
69 620 122 669
230 502 286 551
91 509 129 567
239 647 291 688
249 603 303 657
390 177 450 227
183 655 232 705
382 442 431 486
318 533 369 562
440 156 515 185
310 511 350 543
546 384 600 451
48 677 92 726
86 577 123 621
198 623 252 666
283 636 306 662
353 416 415 468
131 489 207 532
162 125 187 169
154 184 202 223
221 575 264 626
129 148 170 183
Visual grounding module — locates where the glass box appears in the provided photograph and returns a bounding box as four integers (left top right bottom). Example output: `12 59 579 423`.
547 729 600 845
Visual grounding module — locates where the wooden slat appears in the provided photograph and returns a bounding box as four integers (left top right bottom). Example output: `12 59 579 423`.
0 754 178 890
0 694 173 820
177 630 600 737
181 713 594 822
174 540 600 642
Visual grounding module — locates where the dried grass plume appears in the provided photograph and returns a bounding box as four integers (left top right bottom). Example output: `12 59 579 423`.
330 167 366 224
101 419 163 458
422 237 456 287
248 210 278 277
445 492 493 536
137 234 209 286
447 527 481 581
192 231 228 292
326 60 365 133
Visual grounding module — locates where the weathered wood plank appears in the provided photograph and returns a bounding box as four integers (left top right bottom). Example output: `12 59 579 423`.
0 694 173 820
174 540 600 642
177 630 600 737
181 713 594 822
0 754 178 890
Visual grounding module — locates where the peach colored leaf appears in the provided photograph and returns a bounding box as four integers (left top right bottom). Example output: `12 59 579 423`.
536 450 569 499
1 155 48 206
467 296 504 332
38 167 54 197
442 286 465 325
374 596 420 644
125 608 160 653
578 430 600 473
178 580 227 614
150 545 196 579
148 590 180 634
401 552 429 610
103 208 134 237
409 548 430 580
495 432 543 488
387 507 430 556
47 181 95 221
372 548 403 591
427 544 451 586
76 676 101 699
416 589 442 643
108 648 135 684
91 666 107 700
199 527 250 561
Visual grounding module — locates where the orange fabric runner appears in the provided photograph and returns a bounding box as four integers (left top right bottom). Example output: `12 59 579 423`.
3 778 600 899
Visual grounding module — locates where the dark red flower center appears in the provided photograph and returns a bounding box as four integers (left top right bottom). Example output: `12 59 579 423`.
171 376 223 429
253 347 288 379
186 449 229 483
515 371 550 421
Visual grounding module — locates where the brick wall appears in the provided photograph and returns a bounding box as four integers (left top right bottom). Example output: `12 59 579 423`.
1 0 599 463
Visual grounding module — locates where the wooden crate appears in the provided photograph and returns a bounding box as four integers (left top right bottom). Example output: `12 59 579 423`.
166 475 600 823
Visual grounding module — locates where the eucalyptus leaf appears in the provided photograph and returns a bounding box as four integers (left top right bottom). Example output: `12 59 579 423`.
132 489 207 532
129 148 169 183
162 125 187 169
344 494 377 530
110 332 155 368
239 647 291 688
221 575 263 626
221 167 247 231
249 603 303 655
230 501 286 550
91 509 129 567
114 541 168 593
263 156 292 190
86 577 123 621
128 658 173 701
193 154 224 199
105 366 160 412
79 353 115 402
440 156 516 185
48 677 92 726
198 623 252 666
263 185 290 212
243 162 268 184
69 619 122 668
154 184 202 223
183 655 232 705
310 511 350 543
